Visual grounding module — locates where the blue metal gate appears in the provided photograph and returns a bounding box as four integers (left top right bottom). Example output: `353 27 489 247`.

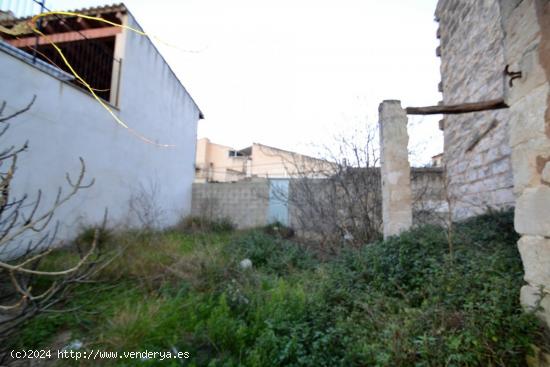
268 179 289 226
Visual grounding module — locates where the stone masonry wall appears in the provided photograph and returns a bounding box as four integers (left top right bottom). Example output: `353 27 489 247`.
499 0 550 340
436 0 515 219
437 0 550 337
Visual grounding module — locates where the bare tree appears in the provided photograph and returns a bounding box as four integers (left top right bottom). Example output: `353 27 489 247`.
0 97 109 360
128 179 166 230
271 120 446 254
277 123 383 253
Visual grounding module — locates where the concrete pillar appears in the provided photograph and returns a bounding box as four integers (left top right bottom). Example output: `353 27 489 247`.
500 0 550 330
379 100 413 239
110 14 128 106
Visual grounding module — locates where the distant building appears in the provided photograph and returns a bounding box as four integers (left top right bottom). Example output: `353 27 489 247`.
195 138 331 182
0 3 203 249
0 10 14 22
431 153 443 167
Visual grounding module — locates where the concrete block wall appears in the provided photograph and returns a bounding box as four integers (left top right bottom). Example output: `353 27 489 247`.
191 180 270 229
411 167 447 224
192 170 445 234
435 0 515 219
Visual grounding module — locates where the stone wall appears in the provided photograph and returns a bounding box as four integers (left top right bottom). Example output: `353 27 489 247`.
435 0 515 219
499 0 550 338
435 0 550 356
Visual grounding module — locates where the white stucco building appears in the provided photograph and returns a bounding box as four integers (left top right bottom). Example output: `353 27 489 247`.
0 3 202 254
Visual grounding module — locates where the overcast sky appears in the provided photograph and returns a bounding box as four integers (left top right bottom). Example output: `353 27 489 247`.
7 0 443 165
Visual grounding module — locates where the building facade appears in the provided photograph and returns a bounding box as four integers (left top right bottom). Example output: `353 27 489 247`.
195 138 332 182
0 4 202 255
195 138 250 182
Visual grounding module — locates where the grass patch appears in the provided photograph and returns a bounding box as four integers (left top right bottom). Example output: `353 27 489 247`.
175 216 236 234
9 209 545 366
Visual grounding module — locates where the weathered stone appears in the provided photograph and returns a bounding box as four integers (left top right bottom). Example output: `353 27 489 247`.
520 284 550 326
511 138 550 194
542 162 550 183
239 258 252 270
500 0 541 69
518 236 550 286
508 0 550 342
491 187 515 205
515 186 550 236
504 46 548 106
379 100 412 239
492 158 510 174
509 84 550 148
437 0 550 335
435 0 516 219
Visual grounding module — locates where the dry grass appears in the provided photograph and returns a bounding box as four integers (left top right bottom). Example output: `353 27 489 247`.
89 229 235 292
97 298 164 349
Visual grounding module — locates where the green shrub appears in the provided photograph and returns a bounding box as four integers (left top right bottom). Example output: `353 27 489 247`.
262 221 295 239
176 216 235 234
207 209 542 366
225 230 315 275
12 209 545 366
455 206 519 245
314 209 541 366
74 225 113 247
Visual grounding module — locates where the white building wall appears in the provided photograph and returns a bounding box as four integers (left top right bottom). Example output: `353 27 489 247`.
0 13 200 256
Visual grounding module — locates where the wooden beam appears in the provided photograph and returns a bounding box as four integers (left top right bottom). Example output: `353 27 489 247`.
76 17 91 30
43 22 56 34
405 98 508 115
8 27 121 48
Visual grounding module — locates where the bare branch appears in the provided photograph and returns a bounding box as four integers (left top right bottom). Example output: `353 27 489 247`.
0 98 113 358
0 95 36 123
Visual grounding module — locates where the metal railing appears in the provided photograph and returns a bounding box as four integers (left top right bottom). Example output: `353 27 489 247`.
0 0 123 104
